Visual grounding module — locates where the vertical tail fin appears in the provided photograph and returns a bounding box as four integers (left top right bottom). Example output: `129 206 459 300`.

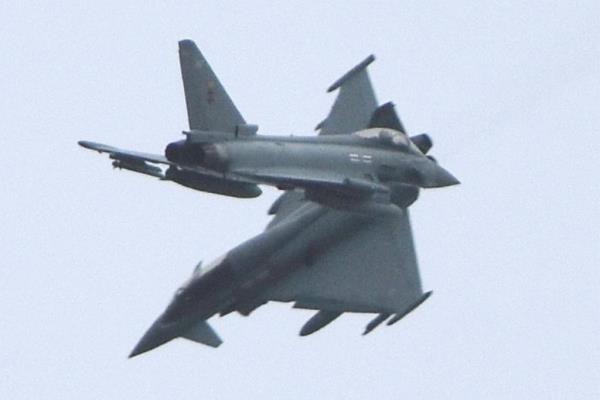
178 40 245 133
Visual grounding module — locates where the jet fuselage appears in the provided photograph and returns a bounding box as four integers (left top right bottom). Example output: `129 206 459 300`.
165 128 458 194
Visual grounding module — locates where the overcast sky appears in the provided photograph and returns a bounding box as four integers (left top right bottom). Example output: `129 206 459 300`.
1 1 599 399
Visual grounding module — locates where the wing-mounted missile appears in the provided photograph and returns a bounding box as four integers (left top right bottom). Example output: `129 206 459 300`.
387 291 432 326
111 158 164 179
299 310 342 336
363 313 391 335
363 292 432 335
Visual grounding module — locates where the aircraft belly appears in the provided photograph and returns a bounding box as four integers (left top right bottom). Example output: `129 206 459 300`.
226 206 370 313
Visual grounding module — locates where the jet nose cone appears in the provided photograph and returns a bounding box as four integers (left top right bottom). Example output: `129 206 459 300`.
417 162 460 188
434 166 460 187
129 316 179 358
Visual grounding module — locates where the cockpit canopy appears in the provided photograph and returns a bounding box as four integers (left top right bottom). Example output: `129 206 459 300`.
353 128 422 155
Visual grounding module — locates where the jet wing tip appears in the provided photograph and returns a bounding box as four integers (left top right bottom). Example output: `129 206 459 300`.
77 140 94 149
178 39 197 50
327 54 376 93
78 140 113 153
387 291 433 326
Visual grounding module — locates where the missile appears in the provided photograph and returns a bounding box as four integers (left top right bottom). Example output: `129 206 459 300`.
363 313 391 335
387 291 433 326
299 310 342 336
111 159 163 179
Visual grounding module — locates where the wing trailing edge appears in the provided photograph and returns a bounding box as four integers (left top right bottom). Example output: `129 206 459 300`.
263 207 426 318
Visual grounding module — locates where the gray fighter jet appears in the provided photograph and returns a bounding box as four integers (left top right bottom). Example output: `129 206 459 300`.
79 40 459 357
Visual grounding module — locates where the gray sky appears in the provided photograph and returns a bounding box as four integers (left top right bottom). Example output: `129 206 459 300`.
1 1 599 398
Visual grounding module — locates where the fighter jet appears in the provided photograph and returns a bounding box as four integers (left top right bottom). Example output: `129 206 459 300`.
79 39 459 357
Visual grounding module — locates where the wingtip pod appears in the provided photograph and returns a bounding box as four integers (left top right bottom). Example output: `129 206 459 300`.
327 54 376 93
387 291 433 326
